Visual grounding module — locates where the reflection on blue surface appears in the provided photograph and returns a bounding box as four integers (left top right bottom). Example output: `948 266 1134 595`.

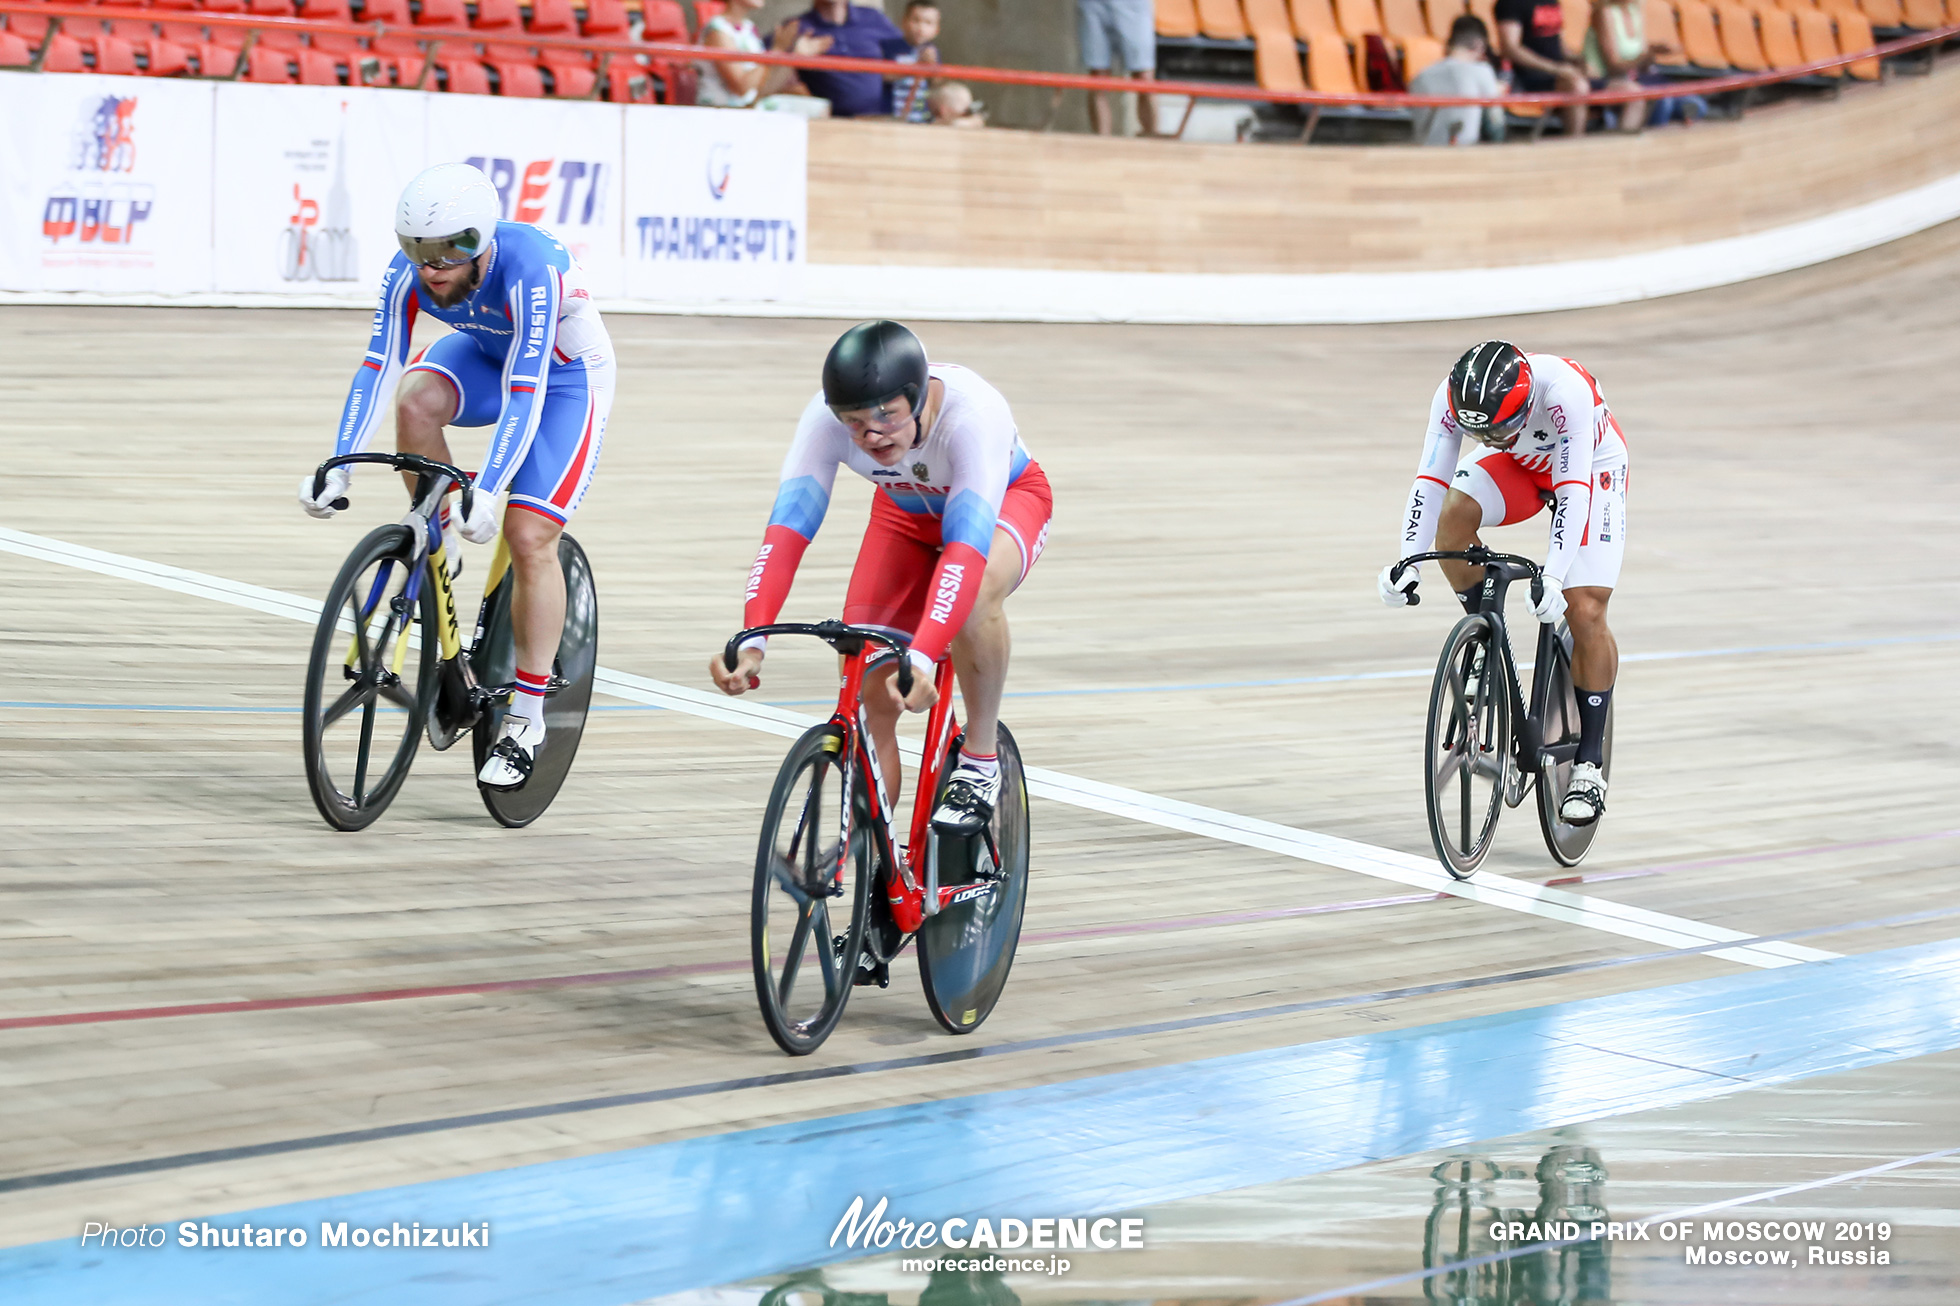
5 937 1958 1306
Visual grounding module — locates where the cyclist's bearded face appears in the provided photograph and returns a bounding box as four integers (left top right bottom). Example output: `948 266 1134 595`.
417 255 484 308
836 396 916 465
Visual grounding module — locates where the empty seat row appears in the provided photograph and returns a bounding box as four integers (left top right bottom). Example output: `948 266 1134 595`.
0 0 679 41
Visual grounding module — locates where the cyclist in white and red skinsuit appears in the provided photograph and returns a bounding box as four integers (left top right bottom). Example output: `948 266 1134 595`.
1378 342 1628 824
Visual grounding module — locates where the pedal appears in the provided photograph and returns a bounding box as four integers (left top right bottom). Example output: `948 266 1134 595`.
854 950 890 988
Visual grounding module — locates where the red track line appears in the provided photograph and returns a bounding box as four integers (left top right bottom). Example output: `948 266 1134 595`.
6 828 1951 1034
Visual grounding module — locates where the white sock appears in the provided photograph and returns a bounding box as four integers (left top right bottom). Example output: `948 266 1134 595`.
958 748 999 779
509 668 549 734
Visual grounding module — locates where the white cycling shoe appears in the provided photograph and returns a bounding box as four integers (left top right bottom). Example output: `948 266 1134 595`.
931 762 1001 835
478 716 544 790
1559 761 1606 825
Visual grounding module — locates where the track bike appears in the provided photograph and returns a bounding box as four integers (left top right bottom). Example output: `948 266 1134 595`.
1390 546 1613 878
301 452 597 832
724 621 1032 1055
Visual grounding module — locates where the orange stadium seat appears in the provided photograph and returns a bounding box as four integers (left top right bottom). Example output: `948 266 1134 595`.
582 0 629 36
1673 0 1733 64
1856 0 1902 24
1714 1 1768 65
1196 0 1250 38
1755 4 1806 61
1244 0 1309 87
1334 0 1383 34
1833 6 1880 73
1645 0 1689 61
1899 0 1943 25
639 0 688 42
1291 0 1342 36
1157 0 1202 37
1305 31 1360 86
1424 0 1465 40
1243 0 1296 37
1791 5 1843 65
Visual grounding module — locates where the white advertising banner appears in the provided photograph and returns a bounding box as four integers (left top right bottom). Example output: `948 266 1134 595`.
426 95 625 298
622 106 806 305
210 84 427 297
0 72 213 294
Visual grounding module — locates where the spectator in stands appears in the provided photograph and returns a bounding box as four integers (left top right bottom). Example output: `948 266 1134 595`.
698 0 816 107
884 0 942 123
928 80 985 127
1078 0 1158 136
780 0 904 118
1584 0 1671 131
1409 16 1507 145
1493 0 1588 135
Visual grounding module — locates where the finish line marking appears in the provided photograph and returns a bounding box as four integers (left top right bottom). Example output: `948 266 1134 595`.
1 525 1834 969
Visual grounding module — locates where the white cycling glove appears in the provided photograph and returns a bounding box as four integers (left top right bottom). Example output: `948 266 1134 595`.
456 489 501 545
297 466 351 519
1529 574 1567 625
1377 563 1419 607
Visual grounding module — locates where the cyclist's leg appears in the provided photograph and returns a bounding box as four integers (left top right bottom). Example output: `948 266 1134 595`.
947 466 1052 760
397 338 501 550
500 354 612 715
1438 447 1545 602
844 495 941 809
1562 463 1626 781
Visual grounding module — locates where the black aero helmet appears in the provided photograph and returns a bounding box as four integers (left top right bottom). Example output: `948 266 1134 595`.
1447 341 1534 446
822 320 929 418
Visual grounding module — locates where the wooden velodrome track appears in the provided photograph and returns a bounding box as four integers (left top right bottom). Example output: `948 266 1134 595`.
3 221 1958 1297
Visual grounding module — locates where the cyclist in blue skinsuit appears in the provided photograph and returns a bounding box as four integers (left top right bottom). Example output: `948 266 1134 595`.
298 163 616 791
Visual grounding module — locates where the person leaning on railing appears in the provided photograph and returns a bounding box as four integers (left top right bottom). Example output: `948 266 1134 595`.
1408 16 1507 145
1584 0 1673 132
1494 0 1589 135
695 0 819 107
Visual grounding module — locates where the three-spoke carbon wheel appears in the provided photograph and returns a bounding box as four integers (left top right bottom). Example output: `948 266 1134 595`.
1535 622 1612 867
918 724 1031 1035
751 723 873 1055
303 525 437 831
1424 615 1511 879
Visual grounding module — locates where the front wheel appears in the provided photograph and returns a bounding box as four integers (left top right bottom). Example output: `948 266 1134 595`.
1424 616 1512 879
918 724 1031 1034
1535 622 1612 867
302 525 437 831
752 723 874 1055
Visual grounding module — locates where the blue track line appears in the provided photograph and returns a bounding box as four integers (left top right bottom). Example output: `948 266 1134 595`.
5 936 1958 1306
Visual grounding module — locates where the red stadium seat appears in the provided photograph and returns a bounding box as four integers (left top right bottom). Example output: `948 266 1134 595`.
527 0 576 34
194 39 239 73
356 0 410 22
582 0 628 36
541 47 595 95
144 34 192 72
300 0 352 18
436 54 490 91
640 0 686 41
200 0 247 13
692 0 726 34
246 0 296 15
0 29 31 64
296 45 341 80
489 56 544 93
244 42 295 78
473 0 522 33
40 31 89 69
416 0 467 26
91 32 140 73
604 57 652 99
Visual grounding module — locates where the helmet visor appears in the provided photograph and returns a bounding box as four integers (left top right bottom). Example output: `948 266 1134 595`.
397 227 487 268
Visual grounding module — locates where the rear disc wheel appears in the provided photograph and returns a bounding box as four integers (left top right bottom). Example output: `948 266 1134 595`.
918 724 1031 1035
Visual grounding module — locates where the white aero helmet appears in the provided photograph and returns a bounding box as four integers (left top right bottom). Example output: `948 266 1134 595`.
395 163 501 267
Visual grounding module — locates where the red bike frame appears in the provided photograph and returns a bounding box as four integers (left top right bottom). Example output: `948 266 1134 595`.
829 647 980 937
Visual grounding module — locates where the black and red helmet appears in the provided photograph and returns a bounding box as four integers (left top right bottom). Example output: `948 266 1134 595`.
1447 341 1534 447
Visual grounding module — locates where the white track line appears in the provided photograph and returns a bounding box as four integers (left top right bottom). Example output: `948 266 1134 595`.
2 525 1835 969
